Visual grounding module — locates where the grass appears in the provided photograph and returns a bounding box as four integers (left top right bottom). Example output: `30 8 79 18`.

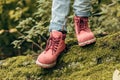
0 31 120 80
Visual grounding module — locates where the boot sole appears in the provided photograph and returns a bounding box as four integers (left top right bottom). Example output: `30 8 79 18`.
36 59 56 68
78 38 96 46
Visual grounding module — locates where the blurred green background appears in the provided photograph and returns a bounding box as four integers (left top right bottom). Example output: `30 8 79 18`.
0 0 120 59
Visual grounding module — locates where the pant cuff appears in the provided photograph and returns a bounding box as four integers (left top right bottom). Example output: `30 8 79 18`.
49 22 67 32
75 12 91 17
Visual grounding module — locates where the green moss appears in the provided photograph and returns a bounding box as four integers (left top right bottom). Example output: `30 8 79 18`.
0 55 42 80
0 31 120 80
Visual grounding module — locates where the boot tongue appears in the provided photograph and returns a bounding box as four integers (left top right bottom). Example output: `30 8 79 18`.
51 30 61 38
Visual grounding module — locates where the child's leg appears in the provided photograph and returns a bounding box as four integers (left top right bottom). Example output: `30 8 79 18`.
36 0 70 68
49 0 70 32
73 0 96 46
73 0 91 17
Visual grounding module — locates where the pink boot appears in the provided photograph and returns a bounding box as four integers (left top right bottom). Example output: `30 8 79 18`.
36 30 66 68
74 16 96 46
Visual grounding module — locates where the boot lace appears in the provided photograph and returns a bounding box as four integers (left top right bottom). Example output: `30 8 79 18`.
44 36 61 54
76 17 88 33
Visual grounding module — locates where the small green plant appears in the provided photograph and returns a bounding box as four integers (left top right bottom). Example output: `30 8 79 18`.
12 0 52 51
91 0 120 36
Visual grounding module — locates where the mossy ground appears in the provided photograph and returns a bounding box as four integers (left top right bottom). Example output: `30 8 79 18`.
0 31 120 80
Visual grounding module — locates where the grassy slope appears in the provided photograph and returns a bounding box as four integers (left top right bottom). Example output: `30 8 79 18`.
0 31 120 80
